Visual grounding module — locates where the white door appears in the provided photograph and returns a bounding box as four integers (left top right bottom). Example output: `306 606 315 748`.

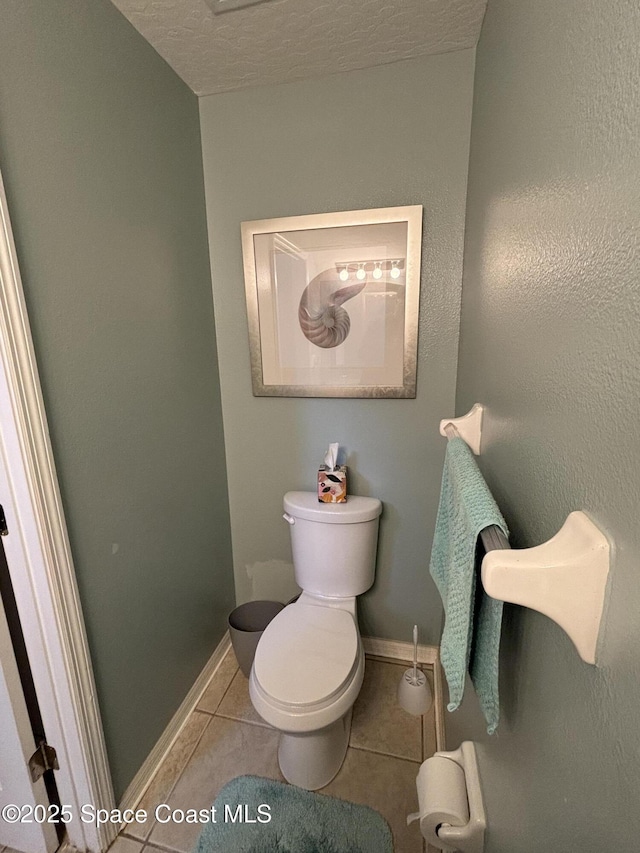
0 168 113 853
0 590 58 853
0 544 58 853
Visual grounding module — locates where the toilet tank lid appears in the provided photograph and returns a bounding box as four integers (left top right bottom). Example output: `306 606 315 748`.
284 491 382 524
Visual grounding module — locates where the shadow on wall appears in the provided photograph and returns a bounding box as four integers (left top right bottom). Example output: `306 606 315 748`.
245 558 298 604
358 498 401 639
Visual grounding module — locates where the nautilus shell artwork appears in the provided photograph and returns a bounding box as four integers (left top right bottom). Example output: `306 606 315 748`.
298 271 366 349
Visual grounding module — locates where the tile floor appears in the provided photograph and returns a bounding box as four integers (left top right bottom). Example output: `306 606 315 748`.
116 648 438 853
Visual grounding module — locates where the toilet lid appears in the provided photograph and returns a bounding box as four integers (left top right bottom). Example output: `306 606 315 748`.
253 604 359 708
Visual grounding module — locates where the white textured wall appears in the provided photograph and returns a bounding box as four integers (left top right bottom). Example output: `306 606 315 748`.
454 1 640 850
200 53 476 643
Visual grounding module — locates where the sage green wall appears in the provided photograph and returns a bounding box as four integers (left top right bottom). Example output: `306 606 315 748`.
454 1 640 850
199 52 475 642
0 0 233 799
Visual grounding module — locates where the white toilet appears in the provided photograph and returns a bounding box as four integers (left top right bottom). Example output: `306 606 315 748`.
249 490 382 790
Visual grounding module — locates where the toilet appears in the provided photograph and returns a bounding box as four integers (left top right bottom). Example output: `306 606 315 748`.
249 490 382 790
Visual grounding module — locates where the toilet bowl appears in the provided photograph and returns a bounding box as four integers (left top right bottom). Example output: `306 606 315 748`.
248 491 382 790
249 597 365 789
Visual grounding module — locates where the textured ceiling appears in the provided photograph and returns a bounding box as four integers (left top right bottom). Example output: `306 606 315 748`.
110 0 487 96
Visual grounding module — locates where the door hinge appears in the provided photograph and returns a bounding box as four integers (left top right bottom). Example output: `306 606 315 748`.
0 504 8 535
28 741 59 782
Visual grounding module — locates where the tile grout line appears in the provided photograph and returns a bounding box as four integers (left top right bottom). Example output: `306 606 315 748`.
139 839 186 853
347 742 422 765
138 653 239 846
148 712 216 835
133 710 216 844
213 711 270 729
208 713 423 763
195 650 239 717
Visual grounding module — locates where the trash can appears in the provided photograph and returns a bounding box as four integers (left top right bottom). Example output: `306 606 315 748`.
228 600 285 677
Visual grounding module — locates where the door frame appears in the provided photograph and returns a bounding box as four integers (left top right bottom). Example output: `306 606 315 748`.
0 170 115 853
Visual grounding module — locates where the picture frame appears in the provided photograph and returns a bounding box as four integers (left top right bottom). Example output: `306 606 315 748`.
241 205 422 398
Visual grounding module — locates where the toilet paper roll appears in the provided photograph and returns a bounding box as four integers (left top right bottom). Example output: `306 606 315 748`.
407 755 470 850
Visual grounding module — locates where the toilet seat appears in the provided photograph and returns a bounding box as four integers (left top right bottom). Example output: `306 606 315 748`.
253 603 359 710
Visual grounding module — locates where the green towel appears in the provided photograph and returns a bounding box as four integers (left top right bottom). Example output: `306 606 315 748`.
429 437 508 734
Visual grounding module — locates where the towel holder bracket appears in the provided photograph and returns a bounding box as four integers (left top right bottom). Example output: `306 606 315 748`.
439 404 484 455
481 511 610 664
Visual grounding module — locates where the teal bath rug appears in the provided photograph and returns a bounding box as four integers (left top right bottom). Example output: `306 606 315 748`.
193 775 393 853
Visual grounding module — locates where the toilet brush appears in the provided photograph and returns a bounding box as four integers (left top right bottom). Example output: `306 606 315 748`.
397 625 432 716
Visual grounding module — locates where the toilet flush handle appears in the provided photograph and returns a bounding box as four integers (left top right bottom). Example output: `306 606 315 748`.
282 512 295 525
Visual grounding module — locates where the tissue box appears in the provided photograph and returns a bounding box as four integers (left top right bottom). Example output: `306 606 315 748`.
318 465 348 503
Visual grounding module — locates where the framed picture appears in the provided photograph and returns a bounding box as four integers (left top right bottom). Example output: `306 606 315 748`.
241 205 422 398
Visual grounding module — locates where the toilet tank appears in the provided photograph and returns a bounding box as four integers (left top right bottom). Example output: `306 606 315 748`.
283 491 382 597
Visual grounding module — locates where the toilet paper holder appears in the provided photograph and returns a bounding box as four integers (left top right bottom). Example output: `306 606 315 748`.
409 741 485 853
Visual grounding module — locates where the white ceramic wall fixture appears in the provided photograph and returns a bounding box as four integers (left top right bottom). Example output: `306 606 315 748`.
409 741 486 853
439 403 484 455
435 742 486 853
482 511 610 664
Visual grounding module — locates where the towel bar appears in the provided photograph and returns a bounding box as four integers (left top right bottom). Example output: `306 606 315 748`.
479 523 510 553
441 405 611 664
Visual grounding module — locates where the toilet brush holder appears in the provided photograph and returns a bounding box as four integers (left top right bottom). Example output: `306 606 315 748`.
397 624 432 716
398 668 432 716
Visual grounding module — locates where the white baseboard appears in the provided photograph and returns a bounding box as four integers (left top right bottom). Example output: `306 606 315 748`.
118 631 232 813
362 635 439 666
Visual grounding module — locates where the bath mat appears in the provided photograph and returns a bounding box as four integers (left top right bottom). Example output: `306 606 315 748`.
193 775 393 853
